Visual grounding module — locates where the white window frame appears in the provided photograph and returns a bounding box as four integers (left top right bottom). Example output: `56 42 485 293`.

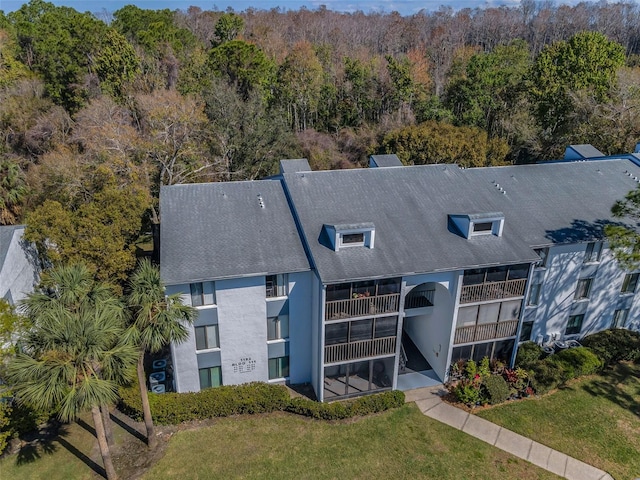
266 274 288 298
267 315 289 341
469 218 504 237
190 281 215 307
574 278 593 300
611 309 629 329
527 283 542 306
621 273 639 294
337 229 375 249
268 355 290 380
565 314 585 335
195 324 220 351
584 242 603 264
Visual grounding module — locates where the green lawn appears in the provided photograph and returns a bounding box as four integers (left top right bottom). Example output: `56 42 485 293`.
477 362 640 480
143 404 558 480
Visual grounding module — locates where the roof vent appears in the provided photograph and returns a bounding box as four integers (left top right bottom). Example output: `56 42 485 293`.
257 194 265 208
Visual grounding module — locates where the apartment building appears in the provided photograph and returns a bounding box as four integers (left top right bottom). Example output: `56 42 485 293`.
160 148 640 401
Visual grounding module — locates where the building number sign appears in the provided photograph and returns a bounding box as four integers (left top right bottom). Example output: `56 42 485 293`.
232 357 256 374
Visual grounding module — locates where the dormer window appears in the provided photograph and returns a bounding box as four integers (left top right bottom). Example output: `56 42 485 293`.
341 232 365 246
449 212 505 239
472 222 493 234
323 223 375 251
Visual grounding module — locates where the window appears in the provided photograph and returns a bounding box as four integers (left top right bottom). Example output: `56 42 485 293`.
268 356 289 379
195 325 219 350
199 366 222 389
621 273 639 294
342 233 364 244
528 283 542 306
190 282 215 307
574 278 593 300
472 222 493 233
267 315 289 340
534 248 549 268
266 274 287 298
565 314 584 335
520 321 534 342
374 316 398 338
611 309 629 329
584 242 603 263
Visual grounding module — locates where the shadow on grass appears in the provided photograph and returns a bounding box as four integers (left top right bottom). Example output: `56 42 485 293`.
110 412 148 444
15 422 62 465
56 436 106 478
581 363 640 419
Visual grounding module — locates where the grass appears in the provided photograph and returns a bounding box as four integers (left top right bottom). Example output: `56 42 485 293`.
477 362 640 480
142 404 558 480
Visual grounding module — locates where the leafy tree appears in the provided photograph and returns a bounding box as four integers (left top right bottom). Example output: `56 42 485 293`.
0 29 29 88
379 120 509 167
24 174 150 286
209 40 275 100
530 32 625 154
605 186 640 269
0 157 28 225
212 12 244 46
446 40 531 138
126 258 195 449
277 41 323 131
7 1 139 111
4 263 138 480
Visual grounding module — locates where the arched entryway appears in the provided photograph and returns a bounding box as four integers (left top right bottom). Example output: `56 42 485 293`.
400 281 455 384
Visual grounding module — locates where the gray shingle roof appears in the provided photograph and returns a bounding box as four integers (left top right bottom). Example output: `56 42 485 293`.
369 154 403 168
0 225 22 272
160 180 310 285
564 144 605 159
279 159 311 174
283 159 640 284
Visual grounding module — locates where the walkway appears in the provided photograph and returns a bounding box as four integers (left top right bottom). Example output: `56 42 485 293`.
405 386 615 480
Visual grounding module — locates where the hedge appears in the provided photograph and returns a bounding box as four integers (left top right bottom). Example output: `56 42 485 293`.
515 342 545 370
119 383 405 425
581 329 640 366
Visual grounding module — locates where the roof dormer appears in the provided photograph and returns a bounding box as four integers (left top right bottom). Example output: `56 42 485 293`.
323 223 375 251
448 212 505 239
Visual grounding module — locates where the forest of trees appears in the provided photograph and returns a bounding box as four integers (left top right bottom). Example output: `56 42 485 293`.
2 0 640 283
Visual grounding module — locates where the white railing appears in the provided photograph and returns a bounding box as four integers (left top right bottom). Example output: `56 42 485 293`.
324 336 396 364
459 279 527 304
325 293 400 321
454 319 519 344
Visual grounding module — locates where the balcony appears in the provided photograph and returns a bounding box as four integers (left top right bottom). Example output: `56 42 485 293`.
324 336 397 364
459 278 527 304
325 293 400 321
404 289 435 309
454 319 519 344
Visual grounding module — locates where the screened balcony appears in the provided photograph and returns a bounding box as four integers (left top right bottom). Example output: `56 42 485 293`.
459 279 527 303
454 319 519 344
325 278 401 321
325 336 396 363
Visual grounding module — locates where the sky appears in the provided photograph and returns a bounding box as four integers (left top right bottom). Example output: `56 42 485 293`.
0 0 586 17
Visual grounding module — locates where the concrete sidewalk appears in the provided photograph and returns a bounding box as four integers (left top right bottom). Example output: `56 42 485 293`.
406 386 615 480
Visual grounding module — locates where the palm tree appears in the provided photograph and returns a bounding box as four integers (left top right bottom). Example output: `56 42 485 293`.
5 264 137 480
126 258 195 449
0 159 28 226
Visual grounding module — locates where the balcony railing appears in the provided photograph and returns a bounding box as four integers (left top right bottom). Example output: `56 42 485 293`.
324 336 397 364
459 278 527 304
404 289 435 309
454 319 519 344
325 293 400 321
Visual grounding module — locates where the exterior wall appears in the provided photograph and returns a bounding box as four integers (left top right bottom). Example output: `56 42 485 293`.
402 272 459 382
217 277 269 384
0 228 39 305
523 242 640 341
311 272 323 400
170 271 314 393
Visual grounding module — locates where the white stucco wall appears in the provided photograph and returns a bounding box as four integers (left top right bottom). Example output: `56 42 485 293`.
0 228 39 305
285 271 313 384
402 271 459 382
524 242 640 340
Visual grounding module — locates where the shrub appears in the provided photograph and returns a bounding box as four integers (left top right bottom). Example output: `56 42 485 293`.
528 360 564 395
515 342 544 369
483 375 510 404
581 329 640 366
549 347 602 380
120 383 404 424
450 378 484 405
